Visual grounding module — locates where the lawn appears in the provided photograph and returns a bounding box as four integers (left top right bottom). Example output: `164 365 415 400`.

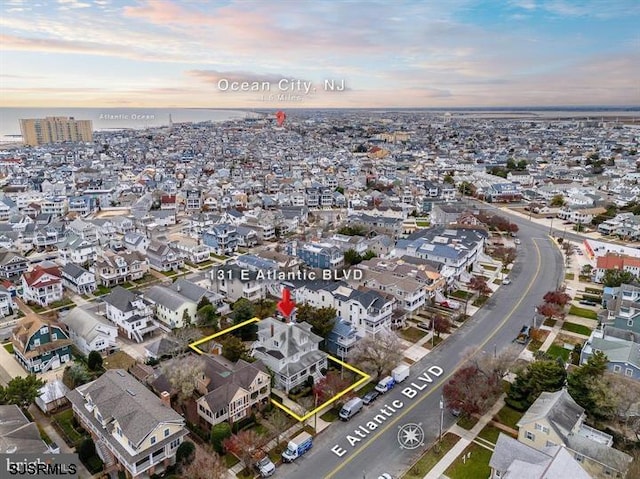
402 433 459 479
568 305 598 320
415 221 430 227
320 408 340 422
424 336 443 350
477 425 501 444
450 290 473 300
103 351 137 370
444 443 493 479
398 326 428 343
545 344 571 362
210 253 229 260
565 272 575 280
543 318 556 327
93 285 111 296
268 441 287 464
481 264 498 271
561 322 593 336
53 409 87 447
3 342 14 354
223 453 240 468
457 415 479 430
494 405 523 431
472 296 489 307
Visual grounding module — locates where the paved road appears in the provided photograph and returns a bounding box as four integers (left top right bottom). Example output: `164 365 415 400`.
276 217 564 479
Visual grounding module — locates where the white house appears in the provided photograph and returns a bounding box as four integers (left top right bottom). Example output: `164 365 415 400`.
60 306 118 356
102 286 158 343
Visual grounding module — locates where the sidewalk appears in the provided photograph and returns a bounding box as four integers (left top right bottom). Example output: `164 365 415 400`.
423 396 506 479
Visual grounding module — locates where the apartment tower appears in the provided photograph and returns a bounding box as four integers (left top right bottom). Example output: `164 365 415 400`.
19 116 93 146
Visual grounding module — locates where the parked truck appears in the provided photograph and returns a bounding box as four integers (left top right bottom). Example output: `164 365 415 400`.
282 431 313 463
392 364 410 383
375 376 396 394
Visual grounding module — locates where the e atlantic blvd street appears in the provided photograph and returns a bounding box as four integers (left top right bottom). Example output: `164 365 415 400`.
277 216 564 479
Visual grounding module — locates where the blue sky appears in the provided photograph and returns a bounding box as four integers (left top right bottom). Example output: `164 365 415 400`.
1 0 638 107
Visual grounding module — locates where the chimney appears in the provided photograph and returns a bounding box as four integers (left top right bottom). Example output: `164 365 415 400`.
160 391 171 408
270 323 274 337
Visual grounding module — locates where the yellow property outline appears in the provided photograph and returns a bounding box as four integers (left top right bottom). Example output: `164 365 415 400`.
189 317 371 422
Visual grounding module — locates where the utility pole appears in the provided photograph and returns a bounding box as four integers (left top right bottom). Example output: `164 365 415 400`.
549 216 554 236
439 395 445 446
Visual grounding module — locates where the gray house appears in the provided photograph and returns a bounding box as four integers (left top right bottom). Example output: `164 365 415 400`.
146 240 183 272
581 326 640 381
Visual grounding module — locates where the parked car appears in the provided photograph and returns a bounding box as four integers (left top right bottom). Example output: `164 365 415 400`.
362 390 379 405
515 325 531 344
502 277 511 285
378 474 393 479
579 300 598 306
514 239 521 245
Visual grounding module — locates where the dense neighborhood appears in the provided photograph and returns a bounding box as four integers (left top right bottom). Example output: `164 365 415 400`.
0 111 639 479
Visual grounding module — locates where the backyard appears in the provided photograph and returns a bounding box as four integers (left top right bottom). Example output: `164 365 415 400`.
444 443 493 479
52 408 87 448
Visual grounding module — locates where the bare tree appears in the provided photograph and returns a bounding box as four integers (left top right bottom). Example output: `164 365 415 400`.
350 331 404 380
166 326 202 357
162 355 205 405
180 445 227 479
607 374 640 442
475 344 521 380
263 409 291 446
223 430 266 473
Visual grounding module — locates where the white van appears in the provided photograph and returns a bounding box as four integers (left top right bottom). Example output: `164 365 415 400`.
339 397 364 421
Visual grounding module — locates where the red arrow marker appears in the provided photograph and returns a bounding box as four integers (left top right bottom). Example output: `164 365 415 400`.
277 287 296 319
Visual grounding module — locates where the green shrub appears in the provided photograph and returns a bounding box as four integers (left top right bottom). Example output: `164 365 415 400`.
210 422 231 453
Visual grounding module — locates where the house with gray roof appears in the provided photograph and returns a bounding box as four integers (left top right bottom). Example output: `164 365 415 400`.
251 317 328 393
145 240 183 273
61 262 96 295
0 248 28 280
194 354 270 428
59 306 117 356
102 286 157 342
489 432 591 479
517 389 632 479
66 369 188 478
144 285 196 329
580 326 640 381
0 404 59 454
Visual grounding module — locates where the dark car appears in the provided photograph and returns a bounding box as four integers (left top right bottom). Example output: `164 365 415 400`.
579 300 598 306
362 390 380 405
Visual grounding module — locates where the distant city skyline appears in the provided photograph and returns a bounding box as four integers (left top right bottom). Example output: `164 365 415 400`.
1 0 639 108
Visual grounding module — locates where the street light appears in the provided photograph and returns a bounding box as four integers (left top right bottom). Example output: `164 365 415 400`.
439 395 445 446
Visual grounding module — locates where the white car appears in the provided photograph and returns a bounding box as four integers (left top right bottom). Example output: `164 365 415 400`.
378 475 393 479
514 239 521 245
502 278 511 285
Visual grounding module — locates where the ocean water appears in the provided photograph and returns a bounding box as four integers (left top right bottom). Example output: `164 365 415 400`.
0 108 249 143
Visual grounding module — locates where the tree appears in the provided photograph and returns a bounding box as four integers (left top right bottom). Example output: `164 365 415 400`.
232 298 257 340
296 304 337 343
181 446 228 479
602 269 637 287
543 289 571 307
78 438 97 462
223 430 265 473
0 375 45 408
443 364 501 417
607 374 640 443
468 276 491 297
62 363 91 389
581 264 593 276
263 409 290 446
166 327 201 357
561 241 573 266
567 351 609 417
443 174 455 184
344 248 363 266
506 359 567 410
219 334 248 362
182 309 192 327
162 355 205 406
350 332 404 380
494 246 516 269
197 295 212 311
536 302 564 321
210 422 232 454
196 304 219 328
362 250 377 261
176 440 196 465
431 315 451 338
254 299 276 319
87 351 103 371
312 371 351 404
458 181 476 197
550 194 565 207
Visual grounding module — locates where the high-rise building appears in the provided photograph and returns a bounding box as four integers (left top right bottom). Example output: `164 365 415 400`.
19 116 93 146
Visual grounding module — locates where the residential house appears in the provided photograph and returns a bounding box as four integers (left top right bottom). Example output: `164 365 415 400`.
202 224 238 255
210 263 268 302
430 203 471 227
67 217 98 244
580 326 640 380
195 355 270 428
57 233 98 266
600 282 640 334
517 389 632 478
60 306 118 356
94 250 148 287
146 241 184 273
61 263 96 295
593 254 640 284
0 404 59 453
66 369 188 479
170 238 210 264
0 285 17 317
326 318 359 360
21 264 63 307
489 432 591 479
123 232 149 254
295 242 344 270
0 248 28 280
144 285 197 329
11 316 72 373
251 317 328 393
102 286 157 342
556 206 607 225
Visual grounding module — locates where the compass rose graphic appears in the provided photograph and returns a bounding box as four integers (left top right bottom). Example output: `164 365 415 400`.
397 423 425 449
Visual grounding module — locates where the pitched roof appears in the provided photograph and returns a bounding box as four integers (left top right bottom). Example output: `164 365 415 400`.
22 265 61 287
0 405 50 454
72 369 183 446
517 390 584 442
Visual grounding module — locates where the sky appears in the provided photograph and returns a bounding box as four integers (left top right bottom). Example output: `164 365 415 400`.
1 0 639 108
